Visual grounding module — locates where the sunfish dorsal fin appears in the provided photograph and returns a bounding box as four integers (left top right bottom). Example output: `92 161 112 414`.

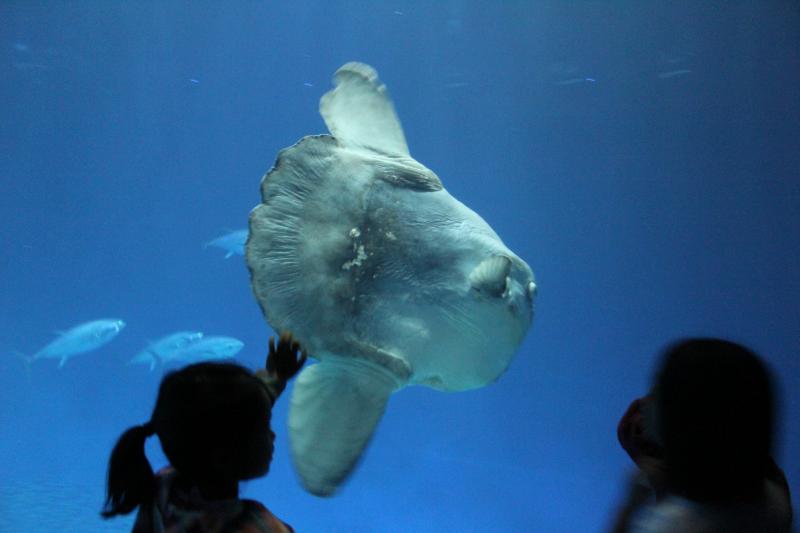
288 357 401 496
320 62 409 156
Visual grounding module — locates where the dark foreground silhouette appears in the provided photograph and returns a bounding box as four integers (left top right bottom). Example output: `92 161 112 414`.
611 338 793 532
102 333 306 533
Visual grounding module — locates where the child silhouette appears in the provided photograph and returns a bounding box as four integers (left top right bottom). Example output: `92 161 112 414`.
102 333 306 532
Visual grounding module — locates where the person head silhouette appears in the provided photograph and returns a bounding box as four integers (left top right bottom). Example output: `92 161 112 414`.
102 362 275 516
654 338 776 502
613 337 792 532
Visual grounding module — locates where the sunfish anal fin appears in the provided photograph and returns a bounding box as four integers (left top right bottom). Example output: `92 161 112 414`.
319 62 409 157
288 356 403 496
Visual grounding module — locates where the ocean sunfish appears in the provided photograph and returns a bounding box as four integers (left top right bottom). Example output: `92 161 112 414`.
246 62 536 496
23 319 126 368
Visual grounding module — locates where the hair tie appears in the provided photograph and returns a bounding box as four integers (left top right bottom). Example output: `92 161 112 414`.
141 421 156 437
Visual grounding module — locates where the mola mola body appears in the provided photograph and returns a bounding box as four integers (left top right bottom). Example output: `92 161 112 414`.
247 62 536 496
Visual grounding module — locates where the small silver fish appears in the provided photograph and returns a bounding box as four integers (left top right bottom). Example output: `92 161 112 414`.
169 336 244 364
205 229 247 259
23 319 126 368
657 69 691 79
129 331 204 371
556 77 596 86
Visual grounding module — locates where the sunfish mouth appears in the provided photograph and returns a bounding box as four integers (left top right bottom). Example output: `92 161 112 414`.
470 255 535 303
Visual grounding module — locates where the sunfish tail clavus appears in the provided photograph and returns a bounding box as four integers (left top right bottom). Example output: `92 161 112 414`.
246 62 537 496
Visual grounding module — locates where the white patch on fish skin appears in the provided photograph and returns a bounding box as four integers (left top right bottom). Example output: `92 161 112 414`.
342 245 367 270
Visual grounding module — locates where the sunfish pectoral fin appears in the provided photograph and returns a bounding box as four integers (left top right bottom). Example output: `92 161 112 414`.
58 356 67 368
319 62 410 157
288 357 402 496
469 255 511 297
224 251 233 259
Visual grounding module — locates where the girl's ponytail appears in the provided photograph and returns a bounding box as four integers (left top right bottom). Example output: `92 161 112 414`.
101 422 156 518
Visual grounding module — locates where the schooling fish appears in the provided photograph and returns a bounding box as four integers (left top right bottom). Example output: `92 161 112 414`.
657 69 691 79
128 331 204 371
205 229 248 259
169 335 244 364
22 319 126 368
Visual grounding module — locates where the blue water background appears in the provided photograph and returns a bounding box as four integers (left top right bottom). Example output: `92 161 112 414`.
1 2 798 531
